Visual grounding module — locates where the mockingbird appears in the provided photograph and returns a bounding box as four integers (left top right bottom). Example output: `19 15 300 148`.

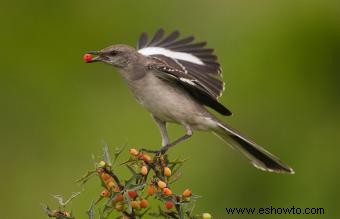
85 29 294 174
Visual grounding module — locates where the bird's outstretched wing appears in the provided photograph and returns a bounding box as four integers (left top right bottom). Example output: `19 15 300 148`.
147 61 232 116
137 29 231 116
137 28 225 101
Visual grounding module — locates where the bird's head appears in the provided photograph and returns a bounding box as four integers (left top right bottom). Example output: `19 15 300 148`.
85 44 137 68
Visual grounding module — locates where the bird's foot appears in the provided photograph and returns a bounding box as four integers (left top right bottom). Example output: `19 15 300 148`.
140 148 160 154
140 146 169 156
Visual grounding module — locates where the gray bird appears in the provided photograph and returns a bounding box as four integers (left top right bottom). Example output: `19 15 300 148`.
85 29 294 174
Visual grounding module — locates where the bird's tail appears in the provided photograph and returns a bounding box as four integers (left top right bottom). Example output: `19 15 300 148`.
213 121 294 174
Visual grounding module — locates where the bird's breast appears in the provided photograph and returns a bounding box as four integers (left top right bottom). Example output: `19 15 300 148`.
127 73 209 125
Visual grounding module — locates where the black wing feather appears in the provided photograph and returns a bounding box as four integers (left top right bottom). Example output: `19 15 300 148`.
170 42 207 51
148 29 165 46
138 32 148 49
149 63 232 116
159 30 180 46
138 29 226 107
166 36 195 47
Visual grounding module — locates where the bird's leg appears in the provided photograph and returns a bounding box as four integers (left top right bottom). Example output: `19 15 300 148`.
141 116 169 154
153 116 169 147
160 124 193 154
141 118 193 155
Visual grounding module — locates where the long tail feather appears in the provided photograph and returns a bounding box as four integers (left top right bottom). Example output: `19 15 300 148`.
213 122 294 174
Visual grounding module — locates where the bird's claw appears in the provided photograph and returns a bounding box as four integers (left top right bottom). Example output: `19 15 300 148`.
140 146 169 156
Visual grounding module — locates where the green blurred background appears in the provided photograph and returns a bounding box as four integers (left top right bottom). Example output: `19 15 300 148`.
1 0 339 218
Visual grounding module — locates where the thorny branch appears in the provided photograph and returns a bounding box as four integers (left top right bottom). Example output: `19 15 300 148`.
42 145 212 219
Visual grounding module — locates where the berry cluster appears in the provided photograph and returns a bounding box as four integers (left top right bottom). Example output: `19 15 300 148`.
43 206 73 219
43 145 212 219
126 148 193 212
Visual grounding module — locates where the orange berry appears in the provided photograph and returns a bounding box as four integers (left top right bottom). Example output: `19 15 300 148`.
165 201 174 209
157 180 167 189
64 211 71 217
147 185 155 195
142 154 152 163
101 189 110 197
163 188 172 196
130 200 140 209
128 190 138 199
182 189 192 197
114 194 124 202
140 165 148 175
101 172 111 181
129 148 139 156
107 181 115 188
140 199 148 208
113 186 120 193
164 167 172 177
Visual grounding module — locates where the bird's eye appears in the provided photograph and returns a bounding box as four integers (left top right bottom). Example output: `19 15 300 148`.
110 50 118 56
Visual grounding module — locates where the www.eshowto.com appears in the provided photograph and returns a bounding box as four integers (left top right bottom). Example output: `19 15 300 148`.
226 206 325 215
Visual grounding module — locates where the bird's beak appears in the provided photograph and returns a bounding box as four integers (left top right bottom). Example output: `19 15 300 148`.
85 51 102 63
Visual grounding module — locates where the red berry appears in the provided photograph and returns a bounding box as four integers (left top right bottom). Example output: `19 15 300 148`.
101 189 110 197
163 188 172 196
127 190 138 199
114 194 124 202
83 53 92 62
140 199 148 208
165 201 174 209
147 185 155 195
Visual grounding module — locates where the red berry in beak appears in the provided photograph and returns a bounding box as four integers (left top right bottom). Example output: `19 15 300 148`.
83 53 93 62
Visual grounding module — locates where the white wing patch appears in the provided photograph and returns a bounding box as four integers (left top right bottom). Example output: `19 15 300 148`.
138 47 204 65
179 77 196 85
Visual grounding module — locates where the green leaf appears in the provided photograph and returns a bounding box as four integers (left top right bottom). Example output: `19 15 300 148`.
112 144 127 166
76 170 96 185
123 192 133 213
87 201 96 219
126 183 146 191
102 142 112 167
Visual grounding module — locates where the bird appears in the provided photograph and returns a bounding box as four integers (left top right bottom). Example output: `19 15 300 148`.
84 28 294 174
